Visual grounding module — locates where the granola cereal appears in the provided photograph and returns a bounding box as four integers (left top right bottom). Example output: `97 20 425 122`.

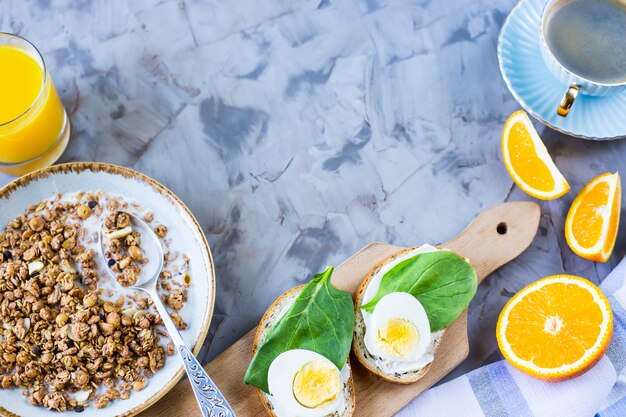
102 211 147 287
0 192 190 412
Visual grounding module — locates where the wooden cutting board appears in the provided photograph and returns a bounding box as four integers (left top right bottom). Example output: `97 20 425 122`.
140 201 540 417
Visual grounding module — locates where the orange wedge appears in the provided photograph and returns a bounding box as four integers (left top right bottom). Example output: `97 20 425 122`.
497 275 612 381
565 172 621 263
502 110 570 200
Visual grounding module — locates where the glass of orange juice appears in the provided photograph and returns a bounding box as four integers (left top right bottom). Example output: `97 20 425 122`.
0 33 70 176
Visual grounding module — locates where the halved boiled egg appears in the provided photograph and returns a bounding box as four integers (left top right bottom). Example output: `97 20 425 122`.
364 292 431 361
267 349 345 417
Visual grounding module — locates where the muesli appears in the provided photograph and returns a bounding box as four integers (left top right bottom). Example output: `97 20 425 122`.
0 191 190 411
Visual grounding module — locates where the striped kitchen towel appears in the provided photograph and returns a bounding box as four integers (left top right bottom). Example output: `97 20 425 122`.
399 256 626 417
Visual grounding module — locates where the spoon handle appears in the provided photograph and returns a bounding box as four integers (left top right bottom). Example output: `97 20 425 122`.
151 293 236 417
179 344 236 417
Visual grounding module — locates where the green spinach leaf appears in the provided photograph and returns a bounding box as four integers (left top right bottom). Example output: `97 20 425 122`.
361 250 477 331
243 266 354 393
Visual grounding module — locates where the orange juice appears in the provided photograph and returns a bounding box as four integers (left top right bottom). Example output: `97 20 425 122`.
0 33 69 176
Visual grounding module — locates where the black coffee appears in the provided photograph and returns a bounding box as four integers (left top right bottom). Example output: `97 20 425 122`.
545 0 626 84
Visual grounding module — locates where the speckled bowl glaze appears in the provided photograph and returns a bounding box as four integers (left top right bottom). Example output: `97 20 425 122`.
0 162 215 417
498 0 626 140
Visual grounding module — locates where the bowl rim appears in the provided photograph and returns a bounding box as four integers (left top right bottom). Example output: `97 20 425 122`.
0 162 216 417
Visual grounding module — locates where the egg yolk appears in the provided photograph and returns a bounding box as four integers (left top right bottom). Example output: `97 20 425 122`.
376 318 420 357
292 359 341 409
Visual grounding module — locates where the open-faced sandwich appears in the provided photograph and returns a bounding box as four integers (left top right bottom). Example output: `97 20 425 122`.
244 267 356 417
353 244 477 383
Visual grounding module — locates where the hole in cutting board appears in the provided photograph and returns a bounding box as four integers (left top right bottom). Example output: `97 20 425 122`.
497 222 508 235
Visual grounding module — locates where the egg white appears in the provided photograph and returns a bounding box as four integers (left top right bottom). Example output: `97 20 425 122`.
267 349 346 417
360 244 444 374
364 292 431 362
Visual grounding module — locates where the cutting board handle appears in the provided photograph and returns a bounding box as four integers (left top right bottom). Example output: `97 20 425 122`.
445 201 541 284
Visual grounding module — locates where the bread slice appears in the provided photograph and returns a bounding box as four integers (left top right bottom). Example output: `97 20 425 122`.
352 247 445 384
252 285 356 417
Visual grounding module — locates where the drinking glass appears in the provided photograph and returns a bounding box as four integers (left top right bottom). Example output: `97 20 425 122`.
0 33 70 176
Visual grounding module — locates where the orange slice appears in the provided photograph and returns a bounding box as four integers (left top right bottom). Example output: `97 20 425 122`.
565 172 621 263
497 275 612 381
502 110 570 200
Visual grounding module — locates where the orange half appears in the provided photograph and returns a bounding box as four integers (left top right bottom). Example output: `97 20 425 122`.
497 275 612 381
565 172 621 263
502 110 570 200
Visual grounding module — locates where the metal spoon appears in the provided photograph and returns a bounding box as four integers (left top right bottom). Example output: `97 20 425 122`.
99 211 235 417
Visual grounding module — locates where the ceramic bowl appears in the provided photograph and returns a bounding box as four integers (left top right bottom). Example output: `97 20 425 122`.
0 162 215 417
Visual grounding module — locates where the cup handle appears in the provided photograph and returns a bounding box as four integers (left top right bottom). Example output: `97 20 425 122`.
557 85 580 117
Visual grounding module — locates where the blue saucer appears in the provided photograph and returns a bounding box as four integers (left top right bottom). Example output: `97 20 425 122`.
498 0 626 140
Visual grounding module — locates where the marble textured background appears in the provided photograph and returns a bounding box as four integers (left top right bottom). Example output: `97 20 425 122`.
2 0 626 386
